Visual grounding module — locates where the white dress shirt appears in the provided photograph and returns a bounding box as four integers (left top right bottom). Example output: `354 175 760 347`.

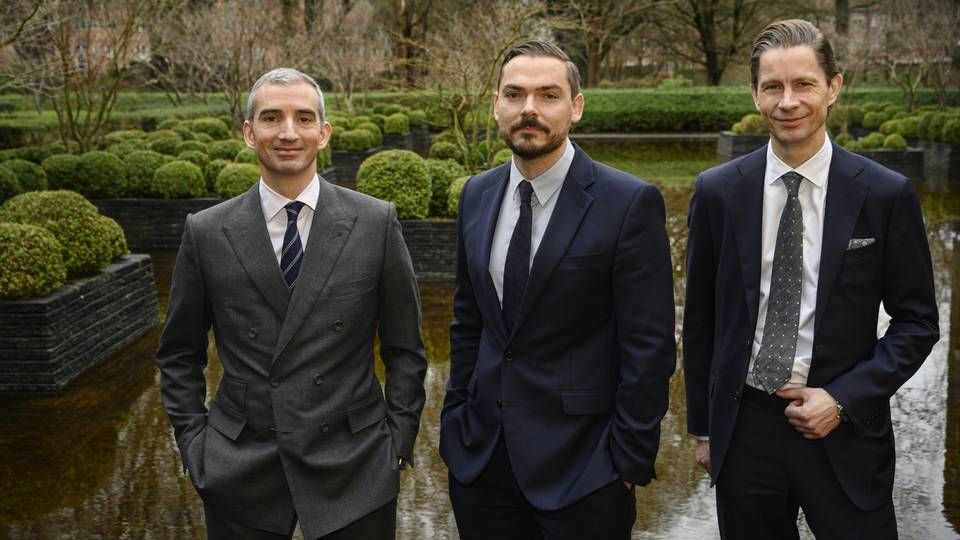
489 139 575 304
259 176 319 265
746 137 832 390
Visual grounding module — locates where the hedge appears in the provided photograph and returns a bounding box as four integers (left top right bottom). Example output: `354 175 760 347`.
124 150 171 197
74 151 128 198
429 141 463 163
215 163 260 198
234 148 258 164
207 139 246 161
153 160 206 198
0 166 21 204
883 133 907 150
0 222 67 299
0 158 47 192
204 159 232 192
357 150 431 219
191 117 231 140
356 122 383 146
41 154 81 190
336 129 376 152
943 118 960 145
447 176 470 217
383 113 410 135
492 148 513 167
424 158 466 217
731 114 766 134
177 149 209 168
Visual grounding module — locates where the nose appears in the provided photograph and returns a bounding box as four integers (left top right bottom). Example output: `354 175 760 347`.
278 116 298 140
521 94 538 116
779 86 799 110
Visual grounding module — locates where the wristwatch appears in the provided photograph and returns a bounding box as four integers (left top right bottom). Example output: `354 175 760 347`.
835 400 850 423
398 456 409 470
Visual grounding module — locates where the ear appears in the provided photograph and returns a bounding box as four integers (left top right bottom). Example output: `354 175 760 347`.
242 120 256 149
492 92 500 122
317 121 333 149
570 93 585 123
750 85 760 111
827 73 843 107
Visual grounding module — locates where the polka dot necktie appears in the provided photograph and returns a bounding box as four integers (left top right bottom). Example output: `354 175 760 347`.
753 171 804 394
280 201 305 288
502 180 533 332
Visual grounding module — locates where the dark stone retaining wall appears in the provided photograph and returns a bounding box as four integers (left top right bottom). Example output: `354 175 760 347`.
331 148 379 189
401 220 457 279
382 132 413 151
0 255 158 393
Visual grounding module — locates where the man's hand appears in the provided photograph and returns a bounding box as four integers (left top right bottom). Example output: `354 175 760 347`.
776 387 841 439
695 440 710 473
623 481 633 490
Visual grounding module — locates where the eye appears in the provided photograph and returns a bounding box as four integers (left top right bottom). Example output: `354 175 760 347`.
261 113 279 123
504 91 521 99
543 93 559 100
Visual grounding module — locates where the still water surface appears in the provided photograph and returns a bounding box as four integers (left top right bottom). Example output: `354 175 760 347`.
1 144 958 539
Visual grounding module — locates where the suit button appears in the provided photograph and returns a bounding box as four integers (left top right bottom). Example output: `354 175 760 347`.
333 320 344 332
248 328 257 339
504 351 513 362
321 423 329 433
733 391 741 401
745 338 752 347
270 380 280 388
496 399 502 409
313 373 324 385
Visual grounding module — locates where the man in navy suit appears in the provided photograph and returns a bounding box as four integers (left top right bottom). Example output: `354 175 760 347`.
439 41 676 540
683 19 939 539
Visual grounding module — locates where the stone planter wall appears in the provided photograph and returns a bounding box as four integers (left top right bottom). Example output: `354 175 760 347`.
331 148 380 190
411 125 431 157
0 255 159 393
716 131 768 162
916 140 960 190
382 132 413 151
400 220 457 279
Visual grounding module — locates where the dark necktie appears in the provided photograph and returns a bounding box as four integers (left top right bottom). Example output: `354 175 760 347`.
502 180 533 332
753 171 804 394
280 201 306 288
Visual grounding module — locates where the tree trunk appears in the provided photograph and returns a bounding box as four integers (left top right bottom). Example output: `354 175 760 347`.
835 0 849 36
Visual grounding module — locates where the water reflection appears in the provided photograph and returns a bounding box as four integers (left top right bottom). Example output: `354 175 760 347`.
0 184 958 539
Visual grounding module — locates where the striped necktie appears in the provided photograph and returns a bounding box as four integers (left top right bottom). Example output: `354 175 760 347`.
281 201 306 288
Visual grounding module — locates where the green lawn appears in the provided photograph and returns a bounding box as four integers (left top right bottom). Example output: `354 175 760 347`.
577 141 717 188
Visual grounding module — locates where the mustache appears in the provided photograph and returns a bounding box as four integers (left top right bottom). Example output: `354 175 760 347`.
511 117 549 133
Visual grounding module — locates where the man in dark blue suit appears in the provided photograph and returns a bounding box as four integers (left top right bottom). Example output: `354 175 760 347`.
439 41 676 539
683 19 939 539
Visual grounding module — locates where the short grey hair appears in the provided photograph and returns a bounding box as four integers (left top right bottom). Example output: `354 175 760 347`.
246 68 326 123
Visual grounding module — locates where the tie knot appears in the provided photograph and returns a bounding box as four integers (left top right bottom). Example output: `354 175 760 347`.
518 180 533 205
285 201 305 221
781 172 803 197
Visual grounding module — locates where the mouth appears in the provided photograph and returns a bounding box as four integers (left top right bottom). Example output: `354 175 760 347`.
775 116 806 127
274 147 303 156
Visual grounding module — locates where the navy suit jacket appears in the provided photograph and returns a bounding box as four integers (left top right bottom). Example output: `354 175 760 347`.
683 143 939 510
439 145 676 510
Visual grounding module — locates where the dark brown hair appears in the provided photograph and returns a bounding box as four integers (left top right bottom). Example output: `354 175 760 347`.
497 40 582 98
750 19 840 88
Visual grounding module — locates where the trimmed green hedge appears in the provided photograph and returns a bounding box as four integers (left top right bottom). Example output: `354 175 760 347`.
357 150 431 219
447 176 470 217
883 133 907 150
356 122 383 146
74 151 128 198
190 117 231 140
0 222 67 299
424 158 466 218
177 149 209 168
207 139 246 161
124 150 171 197
384 113 410 135
429 141 463 163
153 160 206 198
41 154 81 190
215 163 260 198
0 166 21 204
0 158 47 192
336 129 376 152
234 148 258 164
493 148 513 167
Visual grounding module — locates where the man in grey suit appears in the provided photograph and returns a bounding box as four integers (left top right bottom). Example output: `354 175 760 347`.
156 68 427 540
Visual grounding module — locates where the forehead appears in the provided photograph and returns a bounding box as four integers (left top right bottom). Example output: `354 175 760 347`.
756 45 825 83
253 82 320 113
500 55 571 93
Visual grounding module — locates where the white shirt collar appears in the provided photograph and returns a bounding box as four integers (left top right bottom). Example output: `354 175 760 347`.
766 135 832 188
507 138 575 206
259 175 320 222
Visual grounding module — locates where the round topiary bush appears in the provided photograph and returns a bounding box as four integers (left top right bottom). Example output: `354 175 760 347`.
475 139 507 164
215 163 260 198
204 159 232 192
172 126 196 141
373 104 407 116
0 223 67 299
926 114 948 142
177 149 209 169
878 119 901 136
149 135 183 156
106 140 147 158
355 122 383 146
357 150 431 219
193 132 214 144
317 145 332 171
941 118 960 145
433 130 458 145
862 112 887 130
492 148 513 167
0 189 99 223
191 117 231 140
408 109 428 127
176 140 208 155
424 158 466 218
103 129 145 145
0 166 22 204
207 139 246 161
731 113 767 134
41 154 81 191
0 159 47 192
156 118 181 130
447 176 470 217
124 150 170 197
74 151 128 198
234 148 258 164
882 133 907 150
833 132 854 148
1 146 55 165
917 112 936 140
429 141 463 163
859 132 886 150
152 160 206 199
894 116 920 139
336 129 376 152
383 113 410 135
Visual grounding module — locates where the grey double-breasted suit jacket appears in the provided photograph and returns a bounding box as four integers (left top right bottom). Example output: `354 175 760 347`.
156 178 427 538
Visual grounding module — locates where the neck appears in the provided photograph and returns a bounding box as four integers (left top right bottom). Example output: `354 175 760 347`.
771 130 825 169
514 141 566 180
262 170 315 200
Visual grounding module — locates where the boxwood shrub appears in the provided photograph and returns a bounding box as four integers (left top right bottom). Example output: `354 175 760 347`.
0 189 98 223
0 166 21 204
862 112 888 130
336 129 376 152
429 141 463 163
107 140 148 158
74 151 128 198
177 149 209 169
124 150 171 197
408 109 428 127
424 158 466 217
156 118 181 130
492 148 513 167
193 132 214 144
859 132 886 150
883 133 907 150
147 130 184 155
176 140 208 154
153 160 206 198
234 148 258 164
41 154 81 190
0 159 47 192
215 163 260 198
317 145 332 171
103 129 146 145
172 126 196 141
356 150 431 219
191 117 231 140
731 114 767 134
204 159 232 192
384 113 410 135
942 118 960 144
207 139 246 161
356 122 383 146
447 176 470 217
0 223 66 299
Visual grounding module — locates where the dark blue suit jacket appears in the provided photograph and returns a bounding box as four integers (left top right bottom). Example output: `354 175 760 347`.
683 143 939 510
439 145 676 510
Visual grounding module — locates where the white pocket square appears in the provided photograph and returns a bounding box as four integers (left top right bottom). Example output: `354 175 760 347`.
847 238 875 250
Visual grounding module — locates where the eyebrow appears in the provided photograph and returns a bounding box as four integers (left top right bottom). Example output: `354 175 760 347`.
502 84 564 93
257 108 318 117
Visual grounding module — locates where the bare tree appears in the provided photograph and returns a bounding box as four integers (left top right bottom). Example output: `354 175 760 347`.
375 0 437 87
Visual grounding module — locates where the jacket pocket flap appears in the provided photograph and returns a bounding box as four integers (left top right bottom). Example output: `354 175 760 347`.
561 389 616 415
347 394 387 433
326 273 376 299
556 253 604 270
208 402 247 441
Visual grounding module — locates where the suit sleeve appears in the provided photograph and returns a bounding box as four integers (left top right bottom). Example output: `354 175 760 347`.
682 176 716 438
610 183 677 486
824 180 939 430
443 177 481 418
377 203 428 465
156 213 212 467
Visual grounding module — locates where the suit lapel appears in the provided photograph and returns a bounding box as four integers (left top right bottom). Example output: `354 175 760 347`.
509 147 594 341
729 148 766 330
222 184 290 320
814 144 869 335
476 170 510 343
272 179 357 366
